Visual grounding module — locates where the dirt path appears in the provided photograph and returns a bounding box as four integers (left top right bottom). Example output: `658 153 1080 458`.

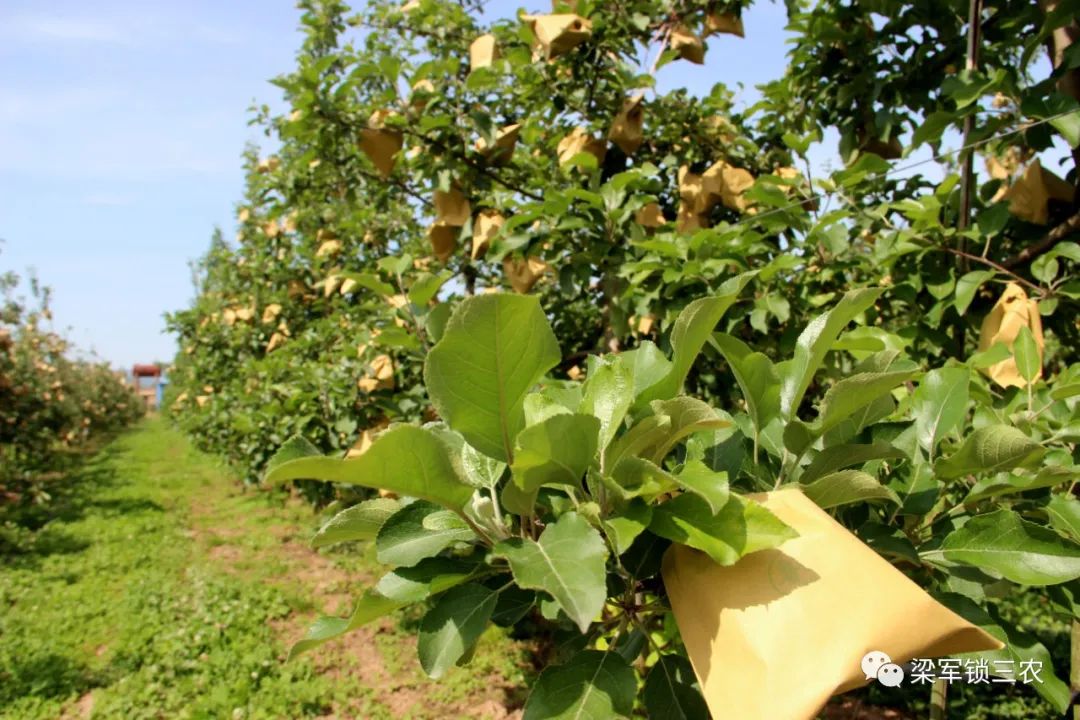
185 450 528 720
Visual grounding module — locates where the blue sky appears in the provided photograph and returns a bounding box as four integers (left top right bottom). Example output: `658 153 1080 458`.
0 1 820 369
0 1 301 368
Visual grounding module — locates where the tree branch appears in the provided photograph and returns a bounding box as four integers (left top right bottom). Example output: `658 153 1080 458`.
1001 209 1080 269
356 165 433 209
403 128 545 202
941 246 1043 294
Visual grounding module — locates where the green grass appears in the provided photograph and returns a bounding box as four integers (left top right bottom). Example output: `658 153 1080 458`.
0 417 527 719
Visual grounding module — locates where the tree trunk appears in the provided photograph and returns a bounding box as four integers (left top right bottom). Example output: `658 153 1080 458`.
1038 0 1080 201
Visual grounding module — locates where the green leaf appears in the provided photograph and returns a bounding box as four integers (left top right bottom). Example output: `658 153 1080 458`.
621 341 673 402
685 429 746 483
783 419 815 457
266 435 321 474
580 355 634 451
424 294 561 462
376 500 475 567
408 271 452 306
650 494 797 566
496 512 608 632
935 425 1045 480
265 425 475 510
1051 382 1080 400
943 70 998 108
954 271 994 316
814 370 917 435
912 367 970 456
607 457 678 502
605 414 672 471
523 391 573 426
801 442 904 484
673 460 729 514
288 591 403 660
465 66 499 91
418 583 498 679
963 465 1074 504
602 499 653 556
932 510 1080 585
500 479 538 517
643 654 709 720
511 413 600 493
836 152 889 186
940 593 1072 712
311 497 400 548
289 559 474 660
1049 108 1080 148
1031 253 1061 285
460 440 506 489
612 627 647 664
1046 495 1080 542
820 393 896 449
1013 325 1040 384
337 271 396 297
523 651 636 720
967 341 1011 369
801 470 900 509
711 332 780 432
780 287 884 420
370 325 421 351
645 397 731 463
425 301 451 343
859 522 920 565
637 273 753 407
374 557 477 603
490 585 535 626
911 110 956 148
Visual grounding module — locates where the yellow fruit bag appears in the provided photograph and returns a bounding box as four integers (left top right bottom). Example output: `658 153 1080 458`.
434 188 471 226
470 34 498 70
635 202 667 228
608 94 645 155
427 223 459 262
977 282 1044 388
705 12 745 37
476 124 521 166
523 14 592 59
472 210 504 260
557 127 606 166
671 25 705 64
1002 159 1075 226
663 488 1002 720
359 110 403 178
503 256 550 293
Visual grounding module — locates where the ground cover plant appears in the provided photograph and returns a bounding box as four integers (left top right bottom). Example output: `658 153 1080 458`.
162 0 1080 716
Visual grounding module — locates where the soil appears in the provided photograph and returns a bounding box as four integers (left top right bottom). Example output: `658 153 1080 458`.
189 486 525 719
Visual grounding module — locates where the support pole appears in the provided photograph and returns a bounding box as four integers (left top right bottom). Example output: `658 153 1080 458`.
952 0 983 358
929 677 948 720
957 0 984 233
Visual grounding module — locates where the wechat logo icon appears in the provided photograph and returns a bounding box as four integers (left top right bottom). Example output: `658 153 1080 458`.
862 650 905 687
